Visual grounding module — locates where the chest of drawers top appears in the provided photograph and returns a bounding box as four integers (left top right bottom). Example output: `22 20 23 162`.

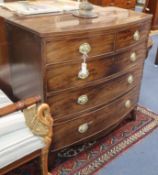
3 6 152 38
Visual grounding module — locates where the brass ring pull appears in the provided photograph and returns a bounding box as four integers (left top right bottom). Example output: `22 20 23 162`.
78 70 89 79
130 52 137 62
78 123 89 133
125 100 131 108
79 43 91 55
78 63 89 79
127 75 134 84
77 95 88 105
145 8 150 12
133 30 140 41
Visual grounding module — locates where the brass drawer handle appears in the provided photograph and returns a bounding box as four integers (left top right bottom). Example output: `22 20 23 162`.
127 75 134 84
133 30 140 41
77 95 88 105
78 62 89 79
125 100 131 108
79 43 91 55
130 52 137 62
78 123 89 133
145 8 150 12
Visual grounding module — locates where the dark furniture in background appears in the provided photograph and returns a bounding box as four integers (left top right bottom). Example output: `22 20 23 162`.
144 0 158 30
89 0 136 9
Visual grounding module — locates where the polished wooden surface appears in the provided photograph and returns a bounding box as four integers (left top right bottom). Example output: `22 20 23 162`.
46 43 146 92
47 65 143 120
0 96 41 117
52 87 138 151
46 33 114 64
89 0 136 9
1 7 152 37
0 6 152 153
0 17 14 99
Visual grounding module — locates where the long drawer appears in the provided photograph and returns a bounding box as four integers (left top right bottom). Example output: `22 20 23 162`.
52 87 138 151
46 43 146 92
47 66 142 119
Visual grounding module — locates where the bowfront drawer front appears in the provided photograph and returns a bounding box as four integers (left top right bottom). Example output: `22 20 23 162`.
46 34 114 64
116 42 146 64
52 87 138 151
46 44 145 92
116 22 150 49
47 66 142 119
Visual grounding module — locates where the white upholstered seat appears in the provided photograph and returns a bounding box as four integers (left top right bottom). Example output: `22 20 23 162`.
0 89 45 169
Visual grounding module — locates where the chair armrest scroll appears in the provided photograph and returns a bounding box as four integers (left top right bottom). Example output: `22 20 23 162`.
0 96 41 117
23 103 53 139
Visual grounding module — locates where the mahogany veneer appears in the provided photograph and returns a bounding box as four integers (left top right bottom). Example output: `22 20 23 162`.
0 17 13 99
0 6 152 154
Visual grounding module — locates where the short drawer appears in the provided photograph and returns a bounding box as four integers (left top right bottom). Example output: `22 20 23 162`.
116 22 150 49
52 87 138 151
46 43 146 92
46 33 114 64
47 66 142 119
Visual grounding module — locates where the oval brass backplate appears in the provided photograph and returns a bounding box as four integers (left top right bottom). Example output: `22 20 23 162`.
79 43 91 55
77 95 88 105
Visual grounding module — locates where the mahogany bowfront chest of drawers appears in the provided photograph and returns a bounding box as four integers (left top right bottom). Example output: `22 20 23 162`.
2 7 152 152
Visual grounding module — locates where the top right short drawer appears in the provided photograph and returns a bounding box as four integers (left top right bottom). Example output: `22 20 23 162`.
116 22 151 49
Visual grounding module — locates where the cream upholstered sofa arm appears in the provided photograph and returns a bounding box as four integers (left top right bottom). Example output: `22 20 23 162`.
0 90 53 175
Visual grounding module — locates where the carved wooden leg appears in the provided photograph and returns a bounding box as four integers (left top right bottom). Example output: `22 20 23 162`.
155 48 158 65
40 147 51 175
48 151 57 169
129 109 137 121
24 103 53 175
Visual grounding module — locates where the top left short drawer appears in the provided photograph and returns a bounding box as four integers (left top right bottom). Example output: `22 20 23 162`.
45 33 115 64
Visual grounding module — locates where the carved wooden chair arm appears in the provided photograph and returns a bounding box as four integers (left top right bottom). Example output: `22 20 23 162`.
23 103 53 139
23 103 53 175
0 94 53 175
0 96 41 117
